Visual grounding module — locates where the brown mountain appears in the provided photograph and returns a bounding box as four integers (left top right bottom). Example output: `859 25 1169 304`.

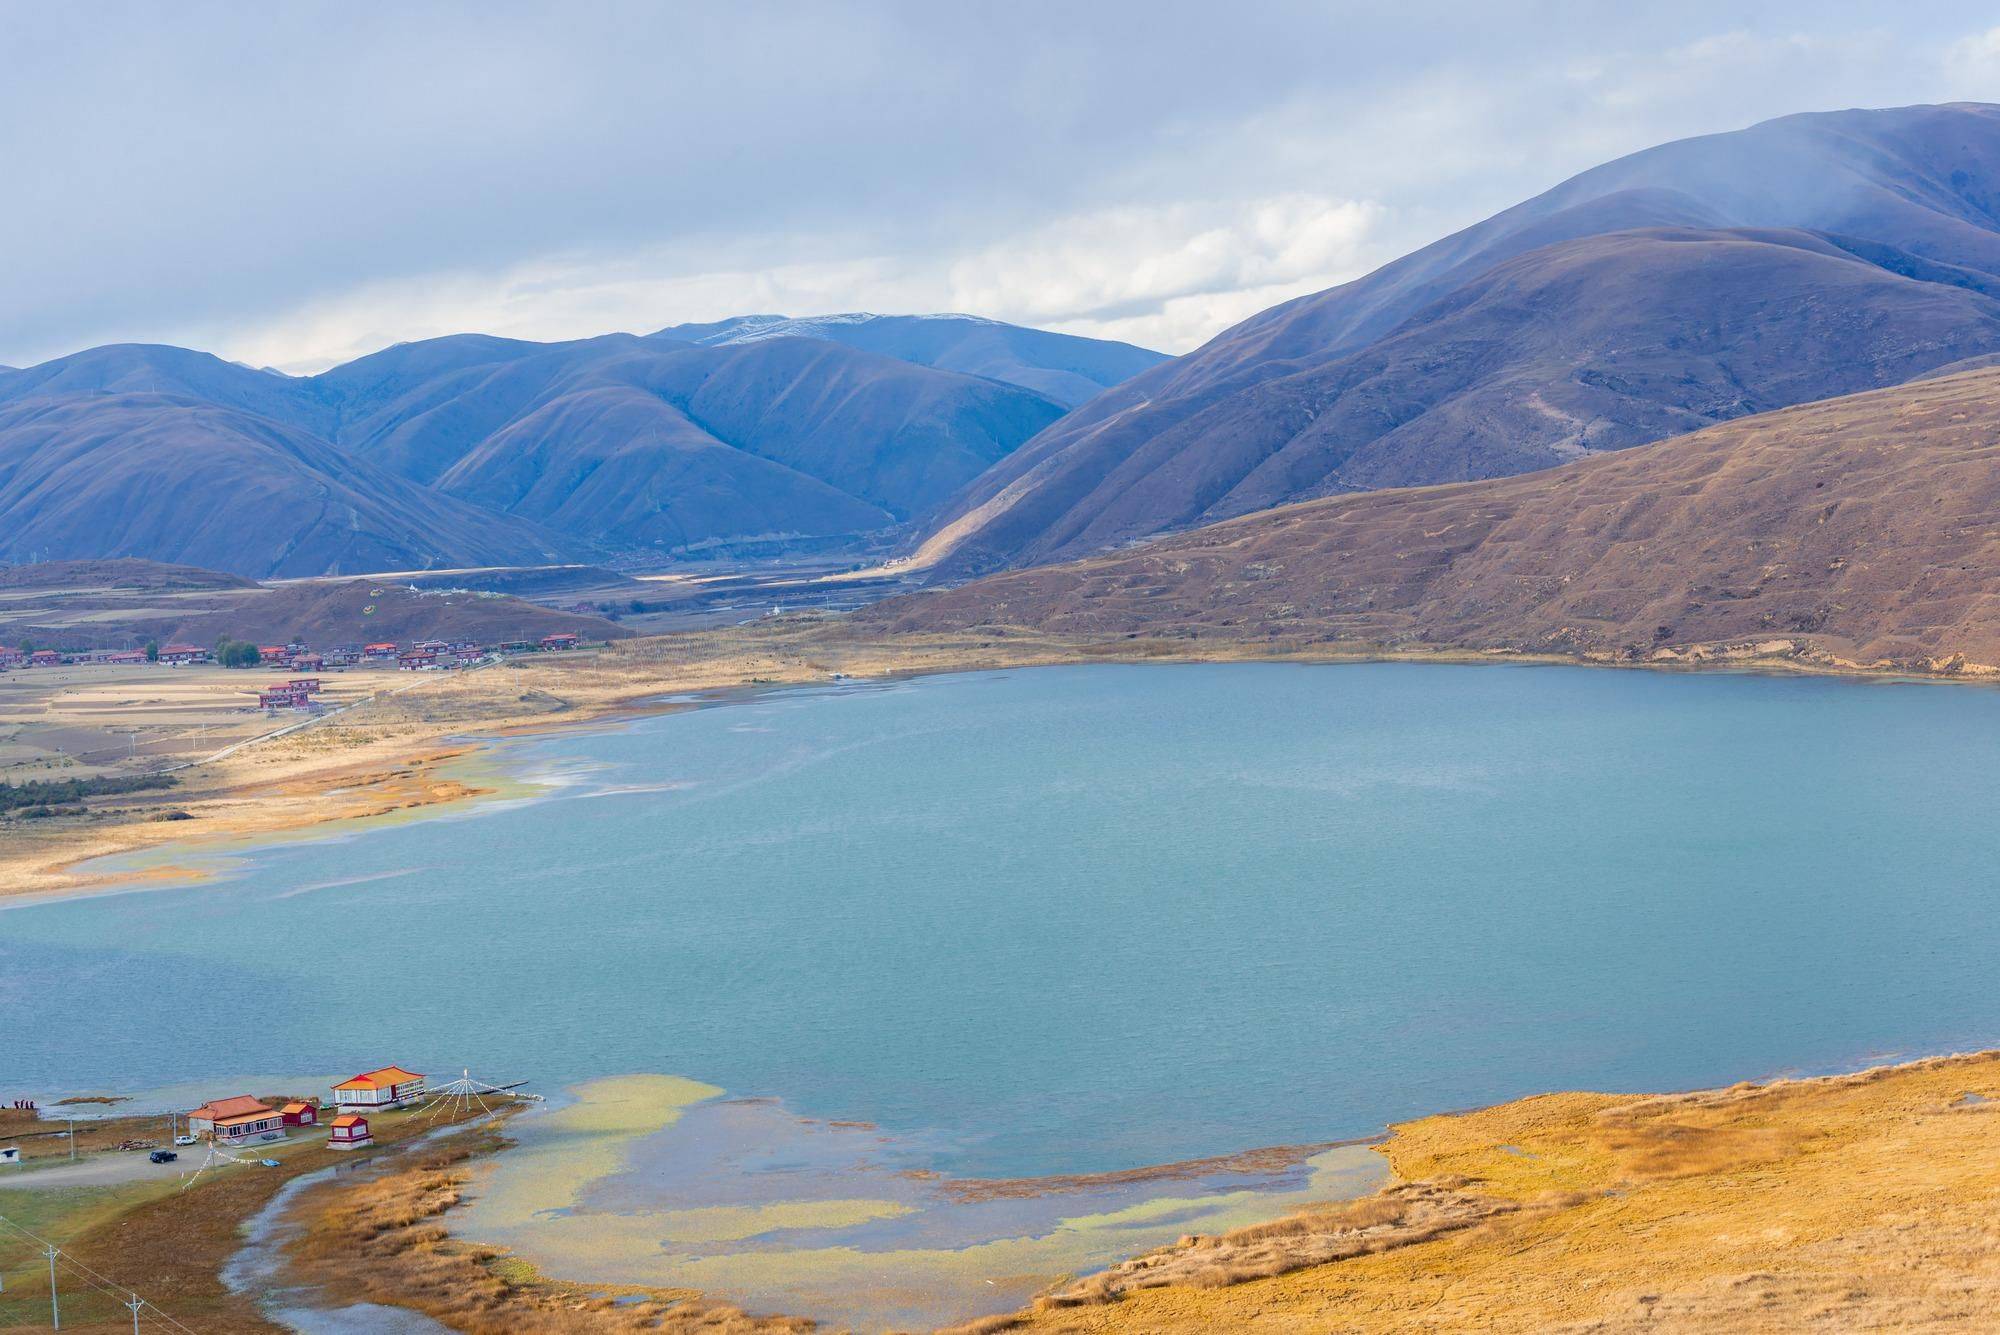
866 366 2000 671
918 103 2000 573
0 394 579 579
0 317 1151 576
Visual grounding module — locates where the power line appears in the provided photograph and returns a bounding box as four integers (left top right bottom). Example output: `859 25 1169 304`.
0 1213 198 1335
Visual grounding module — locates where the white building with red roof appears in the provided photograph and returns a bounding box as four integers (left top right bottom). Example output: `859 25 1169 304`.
188 1095 287 1145
332 1065 426 1110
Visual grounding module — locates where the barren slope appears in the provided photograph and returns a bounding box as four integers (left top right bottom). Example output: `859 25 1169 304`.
922 102 2000 571
868 367 2000 670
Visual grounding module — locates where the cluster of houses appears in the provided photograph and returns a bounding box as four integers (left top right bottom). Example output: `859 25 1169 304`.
186 1064 428 1153
0 633 584 674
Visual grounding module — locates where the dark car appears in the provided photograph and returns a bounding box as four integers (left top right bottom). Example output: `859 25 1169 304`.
148 1150 178 1164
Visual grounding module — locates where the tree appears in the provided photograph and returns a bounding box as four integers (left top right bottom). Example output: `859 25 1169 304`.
144 639 160 662
214 638 261 669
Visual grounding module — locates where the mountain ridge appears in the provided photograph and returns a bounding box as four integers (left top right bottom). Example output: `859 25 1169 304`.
917 102 2000 573
0 315 1155 574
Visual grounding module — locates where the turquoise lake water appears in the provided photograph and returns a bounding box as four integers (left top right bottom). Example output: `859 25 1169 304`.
7 662 2000 1178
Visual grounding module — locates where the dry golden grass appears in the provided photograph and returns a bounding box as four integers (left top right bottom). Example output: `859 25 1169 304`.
997 1052 2000 1333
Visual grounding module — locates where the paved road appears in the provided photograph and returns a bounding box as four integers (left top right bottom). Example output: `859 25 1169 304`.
0 1150 198 1188
0 1137 316 1189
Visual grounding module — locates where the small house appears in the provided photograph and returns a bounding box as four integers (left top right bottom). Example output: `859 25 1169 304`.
363 642 398 660
333 1065 426 1110
27 650 60 667
159 643 207 665
280 1100 318 1126
540 633 580 650
188 1095 286 1145
327 1114 372 1150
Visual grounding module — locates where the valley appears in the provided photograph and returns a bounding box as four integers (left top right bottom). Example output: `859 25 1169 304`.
11 48 2000 1334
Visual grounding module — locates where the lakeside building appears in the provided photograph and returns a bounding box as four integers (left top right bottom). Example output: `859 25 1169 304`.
327 1114 372 1149
188 1095 287 1145
280 1100 318 1126
333 1065 426 1110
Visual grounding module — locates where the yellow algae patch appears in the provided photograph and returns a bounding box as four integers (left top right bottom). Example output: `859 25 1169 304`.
646 1145 1391 1327
468 1073 722 1228
1048 1144 1386 1235
632 1197 916 1243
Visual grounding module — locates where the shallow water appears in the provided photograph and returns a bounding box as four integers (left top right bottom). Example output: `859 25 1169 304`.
10 662 2000 1323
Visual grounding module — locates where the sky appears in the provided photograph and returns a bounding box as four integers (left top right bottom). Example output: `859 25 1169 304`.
3 1 1998 372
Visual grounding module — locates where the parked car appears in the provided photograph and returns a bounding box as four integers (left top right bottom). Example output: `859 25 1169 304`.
148 1150 177 1164
174 1134 198 1146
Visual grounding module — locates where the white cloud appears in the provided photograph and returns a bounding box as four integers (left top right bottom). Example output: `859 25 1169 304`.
1946 26 2000 85
14 6 2000 372
946 195 1387 332
210 193 1391 371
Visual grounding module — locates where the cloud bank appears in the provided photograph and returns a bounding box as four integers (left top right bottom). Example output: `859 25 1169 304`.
2 1 1996 369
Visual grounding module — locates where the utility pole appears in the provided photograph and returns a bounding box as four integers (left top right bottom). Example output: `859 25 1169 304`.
45 1242 59 1329
126 1290 143 1334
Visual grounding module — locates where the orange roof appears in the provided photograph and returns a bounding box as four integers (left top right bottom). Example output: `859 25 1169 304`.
191 1095 275 1121
214 1108 281 1127
281 1101 314 1114
334 1065 424 1091
330 1114 368 1128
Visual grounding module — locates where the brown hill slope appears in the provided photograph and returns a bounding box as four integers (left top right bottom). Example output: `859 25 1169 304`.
866 367 2000 670
0 394 578 578
917 102 2000 572
0 559 626 651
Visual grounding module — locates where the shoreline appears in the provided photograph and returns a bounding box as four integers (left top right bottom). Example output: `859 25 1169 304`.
3 621 1992 906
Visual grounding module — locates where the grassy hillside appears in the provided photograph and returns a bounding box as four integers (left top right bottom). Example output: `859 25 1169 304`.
868 367 2000 671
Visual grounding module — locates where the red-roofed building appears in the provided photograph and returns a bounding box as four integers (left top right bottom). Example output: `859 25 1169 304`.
280 1100 318 1127
363 643 398 660
333 1065 426 1110
188 1095 286 1144
540 633 580 650
328 1114 372 1149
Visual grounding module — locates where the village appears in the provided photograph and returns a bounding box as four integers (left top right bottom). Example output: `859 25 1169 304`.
1 1065 445 1173
0 1066 545 1329
0 632 584 713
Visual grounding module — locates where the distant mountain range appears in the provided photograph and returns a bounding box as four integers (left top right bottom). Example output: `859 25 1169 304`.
0 316 1163 578
916 102 2000 573
653 313 1167 408
868 364 2000 670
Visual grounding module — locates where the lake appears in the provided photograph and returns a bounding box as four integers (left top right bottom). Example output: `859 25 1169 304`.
8 662 2000 1325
